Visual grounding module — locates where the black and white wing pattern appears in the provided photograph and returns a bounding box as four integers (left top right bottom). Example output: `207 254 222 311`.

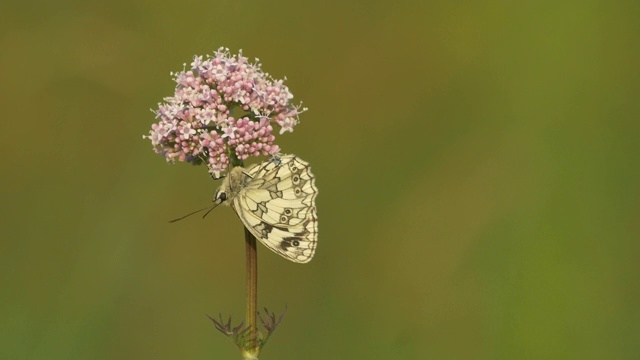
231 155 318 263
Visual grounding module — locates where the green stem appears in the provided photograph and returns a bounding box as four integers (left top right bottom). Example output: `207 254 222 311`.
243 227 259 359
230 155 259 359
229 149 243 168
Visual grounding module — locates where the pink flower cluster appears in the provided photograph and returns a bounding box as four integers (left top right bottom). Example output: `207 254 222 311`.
144 47 307 177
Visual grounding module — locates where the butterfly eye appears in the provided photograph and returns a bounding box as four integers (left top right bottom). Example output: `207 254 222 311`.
219 192 227 201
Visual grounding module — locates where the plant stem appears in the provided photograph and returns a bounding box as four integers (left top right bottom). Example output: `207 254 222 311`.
227 155 259 359
244 224 259 358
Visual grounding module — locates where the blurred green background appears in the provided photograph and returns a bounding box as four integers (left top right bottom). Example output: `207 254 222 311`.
1 1 639 359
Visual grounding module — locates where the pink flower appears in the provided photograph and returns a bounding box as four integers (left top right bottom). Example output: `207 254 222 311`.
144 47 307 177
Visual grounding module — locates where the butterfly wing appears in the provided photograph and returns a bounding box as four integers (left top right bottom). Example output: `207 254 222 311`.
231 155 318 263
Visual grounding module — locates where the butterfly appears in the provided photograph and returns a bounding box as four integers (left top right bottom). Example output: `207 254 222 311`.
211 154 318 263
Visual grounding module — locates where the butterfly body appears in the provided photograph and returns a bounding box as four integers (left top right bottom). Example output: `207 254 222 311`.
213 155 318 263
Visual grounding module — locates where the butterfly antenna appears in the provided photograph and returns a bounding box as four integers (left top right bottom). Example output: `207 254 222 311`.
169 205 214 223
202 202 222 219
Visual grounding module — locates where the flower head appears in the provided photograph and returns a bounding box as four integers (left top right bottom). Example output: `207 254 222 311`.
144 47 307 177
